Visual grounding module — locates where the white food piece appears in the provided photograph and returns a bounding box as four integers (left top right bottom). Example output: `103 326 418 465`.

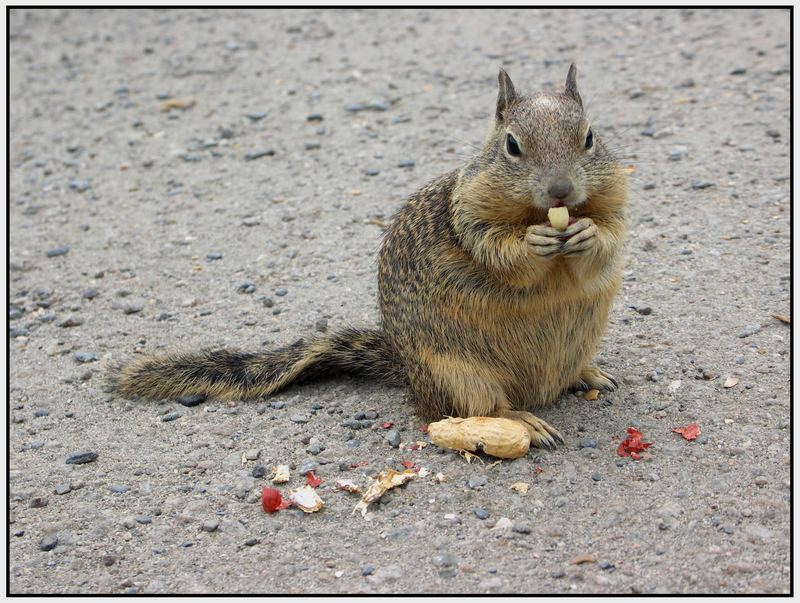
289 485 324 513
548 206 570 231
271 465 291 483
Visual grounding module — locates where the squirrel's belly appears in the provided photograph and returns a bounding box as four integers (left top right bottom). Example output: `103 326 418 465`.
468 292 614 408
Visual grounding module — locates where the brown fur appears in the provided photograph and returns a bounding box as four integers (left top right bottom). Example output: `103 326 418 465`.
112 65 627 449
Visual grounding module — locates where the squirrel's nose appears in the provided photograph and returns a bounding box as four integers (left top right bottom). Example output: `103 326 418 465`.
548 178 574 200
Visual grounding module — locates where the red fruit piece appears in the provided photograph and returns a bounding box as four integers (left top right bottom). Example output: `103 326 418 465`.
673 423 701 441
400 459 415 469
380 421 394 429
305 471 322 488
616 427 653 459
261 487 290 513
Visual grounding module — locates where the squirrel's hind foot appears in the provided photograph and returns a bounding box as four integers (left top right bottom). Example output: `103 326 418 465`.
498 409 563 450
573 366 618 392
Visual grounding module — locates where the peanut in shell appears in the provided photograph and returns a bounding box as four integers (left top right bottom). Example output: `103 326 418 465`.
427 416 531 459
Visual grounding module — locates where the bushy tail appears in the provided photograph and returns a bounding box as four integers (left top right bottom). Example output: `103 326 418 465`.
111 327 405 401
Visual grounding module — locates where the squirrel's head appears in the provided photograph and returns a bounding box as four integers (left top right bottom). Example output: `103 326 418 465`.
483 64 618 212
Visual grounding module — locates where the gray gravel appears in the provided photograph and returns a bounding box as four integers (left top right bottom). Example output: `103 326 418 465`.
9 7 789 596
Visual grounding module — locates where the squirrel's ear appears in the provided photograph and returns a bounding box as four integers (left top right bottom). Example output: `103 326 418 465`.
565 63 583 107
496 67 517 122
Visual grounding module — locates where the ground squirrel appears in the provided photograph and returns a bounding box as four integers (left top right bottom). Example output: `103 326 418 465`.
113 65 628 449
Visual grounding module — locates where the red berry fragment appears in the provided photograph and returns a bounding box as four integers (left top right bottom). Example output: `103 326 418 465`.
305 471 322 488
261 487 290 513
673 423 701 441
616 427 653 459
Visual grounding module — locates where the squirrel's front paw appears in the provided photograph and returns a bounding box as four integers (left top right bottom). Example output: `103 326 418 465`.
525 224 563 258
560 217 598 257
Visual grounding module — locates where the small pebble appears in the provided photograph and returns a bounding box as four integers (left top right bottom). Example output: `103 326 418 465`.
591 473 603 482
256 296 274 307
474 508 489 520
58 316 84 328
30 497 48 508
306 440 324 455
363 99 388 111
361 563 373 576
298 462 316 474
109 484 130 493
39 534 58 552
598 559 615 570
135 515 152 524
346 439 361 449
315 318 328 332
68 179 91 192
512 522 532 535
635 305 653 315
54 483 71 495
34 409 49 417
65 451 98 465
102 554 116 567
365 168 380 176
206 252 223 261
236 282 256 294
397 159 415 168
290 414 309 424
738 325 761 338
74 351 97 363
202 519 220 532
178 393 205 407
82 288 99 299
691 180 714 190
550 569 566 579
244 537 259 546
307 113 324 122
244 449 261 461
251 464 267 478
245 111 268 121
467 475 487 489
386 429 401 448
46 246 69 258
161 412 180 422
244 149 275 161
275 287 288 297
579 438 597 449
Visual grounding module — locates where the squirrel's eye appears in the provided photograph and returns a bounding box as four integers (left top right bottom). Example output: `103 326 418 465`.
585 128 594 150
506 133 521 157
